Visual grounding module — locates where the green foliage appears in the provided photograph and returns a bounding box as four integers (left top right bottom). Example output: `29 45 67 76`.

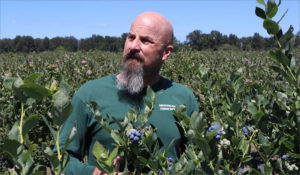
1 74 74 175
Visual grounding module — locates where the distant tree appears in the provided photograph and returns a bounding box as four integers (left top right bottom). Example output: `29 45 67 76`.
34 38 44 52
251 33 265 50
43 37 50 50
264 37 276 49
0 39 14 52
209 30 223 50
186 30 203 50
240 37 252 50
50 37 64 51
63 36 78 52
121 33 128 49
228 34 240 48
14 36 35 52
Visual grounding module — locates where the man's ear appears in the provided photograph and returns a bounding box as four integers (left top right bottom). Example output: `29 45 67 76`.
162 45 173 61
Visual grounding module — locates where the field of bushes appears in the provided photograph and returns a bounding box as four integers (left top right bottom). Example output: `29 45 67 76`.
0 48 299 174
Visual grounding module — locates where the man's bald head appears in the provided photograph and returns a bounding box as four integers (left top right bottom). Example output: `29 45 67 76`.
131 12 174 45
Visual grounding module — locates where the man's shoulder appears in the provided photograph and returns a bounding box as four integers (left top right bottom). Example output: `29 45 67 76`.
160 76 193 95
81 74 115 89
75 74 116 98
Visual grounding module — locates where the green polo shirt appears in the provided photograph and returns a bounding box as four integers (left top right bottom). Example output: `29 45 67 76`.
58 74 198 175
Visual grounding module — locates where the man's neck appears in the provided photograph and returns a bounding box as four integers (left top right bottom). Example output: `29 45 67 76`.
143 74 160 87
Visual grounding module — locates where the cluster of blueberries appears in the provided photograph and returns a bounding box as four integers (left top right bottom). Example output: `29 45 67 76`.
129 126 150 143
207 124 223 139
158 157 173 175
242 126 252 135
129 130 142 143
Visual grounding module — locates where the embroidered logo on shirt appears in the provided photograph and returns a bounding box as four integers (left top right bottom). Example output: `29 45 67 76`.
159 104 175 111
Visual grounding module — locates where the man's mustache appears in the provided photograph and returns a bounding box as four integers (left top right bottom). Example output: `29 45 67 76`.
125 51 144 63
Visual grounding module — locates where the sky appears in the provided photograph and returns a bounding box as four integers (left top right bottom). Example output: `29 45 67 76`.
1 0 299 42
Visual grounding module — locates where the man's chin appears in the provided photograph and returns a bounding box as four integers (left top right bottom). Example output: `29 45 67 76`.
125 59 143 67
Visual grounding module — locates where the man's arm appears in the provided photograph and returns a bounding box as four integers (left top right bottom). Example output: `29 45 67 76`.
55 94 96 175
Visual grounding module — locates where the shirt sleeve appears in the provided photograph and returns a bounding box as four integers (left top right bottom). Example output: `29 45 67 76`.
55 94 96 175
187 90 199 116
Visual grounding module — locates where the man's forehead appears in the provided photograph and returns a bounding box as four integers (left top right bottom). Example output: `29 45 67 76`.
130 23 164 39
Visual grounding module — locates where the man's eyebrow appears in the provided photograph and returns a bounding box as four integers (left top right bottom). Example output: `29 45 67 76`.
128 32 134 36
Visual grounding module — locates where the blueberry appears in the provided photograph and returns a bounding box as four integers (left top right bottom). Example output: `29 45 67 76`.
135 131 141 137
166 157 173 163
133 136 139 141
208 124 219 132
282 155 289 159
243 127 248 135
217 130 223 135
286 100 290 106
215 134 221 139
158 170 164 175
129 134 134 140
145 126 150 130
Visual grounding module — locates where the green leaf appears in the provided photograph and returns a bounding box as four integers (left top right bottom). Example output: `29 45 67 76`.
263 19 279 35
3 77 17 89
256 0 266 6
24 73 41 83
279 25 294 46
19 83 52 101
2 139 22 158
285 36 296 55
146 86 155 102
44 147 59 168
13 77 24 88
111 116 123 131
93 141 108 161
264 164 273 175
247 102 258 115
59 80 71 95
111 130 125 145
296 101 300 109
290 56 296 71
8 122 20 141
23 114 39 136
62 122 77 155
107 147 118 167
258 133 270 147
238 138 247 153
266 0 278 18
232 101 241 115
288 153 300 159
22 144 37 164
88 101 102 123
253 110 264 125
255 7 266 19
41 115 57 140
51 92 72 126
199 64 208 76
198 138 211 159
190 111 205 131
269 50 289 66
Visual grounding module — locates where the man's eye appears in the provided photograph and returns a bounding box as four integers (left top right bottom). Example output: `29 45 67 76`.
128 35 135 40
141 39 152 44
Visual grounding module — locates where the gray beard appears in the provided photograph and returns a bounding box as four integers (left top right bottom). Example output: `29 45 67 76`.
116 62 144 95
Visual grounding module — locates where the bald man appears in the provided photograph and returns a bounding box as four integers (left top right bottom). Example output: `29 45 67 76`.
57 12 198 175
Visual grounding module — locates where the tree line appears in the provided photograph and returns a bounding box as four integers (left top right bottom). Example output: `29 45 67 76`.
0 30 299 53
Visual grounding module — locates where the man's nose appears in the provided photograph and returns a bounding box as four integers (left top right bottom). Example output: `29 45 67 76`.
129 39 141 51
